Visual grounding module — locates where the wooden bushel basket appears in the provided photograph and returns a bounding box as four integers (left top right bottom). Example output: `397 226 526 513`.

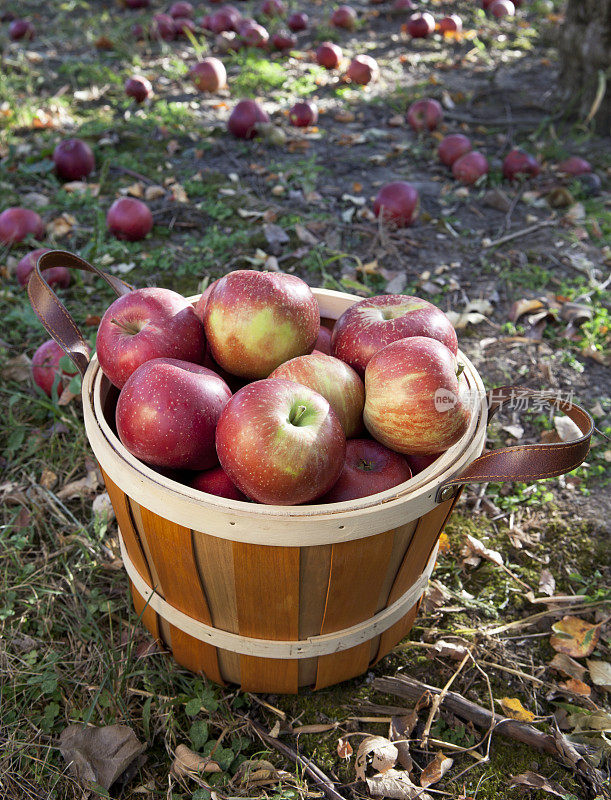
29 251 595 694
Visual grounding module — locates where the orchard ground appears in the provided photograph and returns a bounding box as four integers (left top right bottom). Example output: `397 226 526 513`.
0 1 609 798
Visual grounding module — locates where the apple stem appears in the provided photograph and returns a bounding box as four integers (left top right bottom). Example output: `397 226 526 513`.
111 317 141 335
456 363 465 379
358 459 374 471
289 404 308 426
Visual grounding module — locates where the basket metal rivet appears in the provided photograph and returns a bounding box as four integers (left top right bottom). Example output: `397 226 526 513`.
439 485 456 502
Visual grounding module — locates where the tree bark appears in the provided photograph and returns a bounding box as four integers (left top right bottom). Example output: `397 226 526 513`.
558 0 611 132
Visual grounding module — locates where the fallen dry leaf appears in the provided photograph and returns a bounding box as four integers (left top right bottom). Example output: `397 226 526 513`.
420 580 452 613
93 491 115 521
338 737 353 760
292 722 338 735
430 640 470 661
46 213 76 238
549 652 587 681
355 735 398 781
294 223 319 245
63 181 100 196
367 769 432 800
40 468 57 489
144 185 166 201
446 299 494 331
550 616 601 659
554 415 583 442
558 678 591 697
499 697 535 722
509 771 565 796
460 533 503 568
58 384 80 406
420 752 453 788
5 353 31 382
235 759 292 788
587 659 611 691
388 717 412 773
57 462 100 500
59 723 146 791
538 569 556 597
171 744 221 778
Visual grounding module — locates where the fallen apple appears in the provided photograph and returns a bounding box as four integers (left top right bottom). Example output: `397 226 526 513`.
150 13 176 39
557 156 592 176
364 337 471 454
209 9 236 33
204 269 319 378
288 100 318 127
189 58 227 92
287 11 308 31
261 0 286 16
331 5 357 30
452 151 489 184
53 138 95 180
17 248 70 289
97 286 207 388
240 21 269 47
216 379 345 505
32 339 84 398
438 14 462 33
502 148 541 180
438 133 472 166
489 0 515 17
0 207 44 244
106 197 153 241
331 293 458 376
406 12 435 38
392 0 414 10
227 99 269 139
407 98 443 131
117 358 231 470
373 181 419 228
347 55 379 85
173 16 197 36
125 75 153 102
319 438 411 503
270 352 365 438
9 19 35 40
316 41 343 69
272 30 297 50
168 1 193 18
190 466 247 500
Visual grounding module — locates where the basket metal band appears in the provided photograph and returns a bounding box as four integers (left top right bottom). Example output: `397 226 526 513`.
119 531 438 659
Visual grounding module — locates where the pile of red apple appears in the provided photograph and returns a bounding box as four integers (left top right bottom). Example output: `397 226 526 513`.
86 269 470 506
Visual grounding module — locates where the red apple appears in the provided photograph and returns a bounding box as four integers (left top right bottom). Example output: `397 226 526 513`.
405 452 442 475
364 337 471 454
52 138 95 180
270 353 365 438
131 23 145 38
240 22 269 47
193 280 220 321
190 466 247 500
489 0 515 17
481 0 496 7
261 0 285 16
315 325 332 355
393 0 414 10
17 248 70 289
288 11 308 31
347 55 379 85
96 287 206 388
319 439 411 503
216 379 346 504
204 270 319 379
373 182 419 228
557 156 592 176
288 101 318 127
502 149 541 180
168 1 193 18
0 207 44 244
316 42 343 69
438 133 472 166
116 358 231 470
189 58 226 91
236 17 257 34
272 30 296 50
215 31 242 52
331 294 458 377
209 10 235 33
125 75 152 103
150 13 176 40
9 19 35 40
174 17 197 35
31 339 85 398
438 14 462 33
106 197 153 241
331 5 357 30
407 98 443 132
452 151 489 184
406 13 435 38
227 99 270 139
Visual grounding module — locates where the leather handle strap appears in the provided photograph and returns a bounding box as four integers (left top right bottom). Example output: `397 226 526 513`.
436 386 593 501
27 250 132 377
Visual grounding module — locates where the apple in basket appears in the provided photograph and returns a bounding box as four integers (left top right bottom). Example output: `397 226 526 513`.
270 352 364 438
116 358 231 470
318 439 412 503
96 287 206 388
189 466 247 501
216 379 345 505
364 337 471 454
203 270 319 379
331 294 458 376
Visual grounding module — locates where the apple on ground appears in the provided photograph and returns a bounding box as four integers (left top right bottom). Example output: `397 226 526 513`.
125 75 153 103
32 339 87 398
270 352 365 438
438 134 471 166
203 270 319 379
392 0 414 10
261 0 285 16
331 5 357 29
489 0 515 17
168 1 193 18
9 19 35 40
316 42 342 69
96 287 206 388
288 101 318 127
272 30 296 50
123 0 150 7
287 11 308 30
318 439 412 503
557 156 591 176
209 10 235 33
405 12 435 38
0 207 44 244
452 151 489 184
364 337 471 454
347 55 379 86
227 99 270 139
150 13 176 39
438 15 462 33
331 293 458 377
406 98 443 132
241 22 269 47
173 17 197 36
116 358 231 470
190 466 247 500
189 58 227 92
17 248 71 289
216 379 345 505
373 182 419 228
502 149 541 180
53 138 95 180
106 197 153 241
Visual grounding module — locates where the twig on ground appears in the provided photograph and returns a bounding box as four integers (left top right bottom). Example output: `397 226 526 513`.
421 649 471 747
482 220 556 250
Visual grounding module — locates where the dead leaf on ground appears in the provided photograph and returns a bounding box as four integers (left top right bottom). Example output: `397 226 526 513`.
498 697 535 722
338 737 353 760
63 181 100 197
550 616 602 659
59 723 146 791
430 640 470 661
538 569 556 597
5 353 31 382
46 213 76 238
57 462 100 500
366 769 432 800
40 468 57 489
509 771 565 796
171 744 221 779
355 735 398 781
144 185 166 201
388 717 413 773
291 722 338 735
549 653 587 681
446 299 494 331
58 384 80 406
421 580 452 613
235 759 292 788
420 752 453 788
587 659 611 691
558 678 591 697
460 533 504 568
263 223 289 253
554 415 583 442
93 491 115 521
294 223 319 245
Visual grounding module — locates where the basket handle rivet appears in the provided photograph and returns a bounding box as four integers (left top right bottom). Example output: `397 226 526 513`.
438 485 457 502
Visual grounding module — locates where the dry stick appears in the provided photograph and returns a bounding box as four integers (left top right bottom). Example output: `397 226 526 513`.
482 219 556 250
246 719 347 800
421 649 471 747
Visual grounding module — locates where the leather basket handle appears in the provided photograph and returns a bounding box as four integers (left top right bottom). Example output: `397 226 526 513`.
436 386 594 502
27 250 132 377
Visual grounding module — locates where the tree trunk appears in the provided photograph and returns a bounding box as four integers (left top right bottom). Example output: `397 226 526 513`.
558 0 611 132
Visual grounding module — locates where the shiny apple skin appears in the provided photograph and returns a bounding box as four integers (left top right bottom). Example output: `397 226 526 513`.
331 294 458 377
216 379 346 505
227 99 270 139
190 466 247 500
406 13 435 37
288 101 318 127
32 339 82 397
438 14 462 33
189 58 227 91
406 98 443 131
373 181 419 227
193 279 220 321
106 197 153 241
502 149 541 181
53 138 95 180
364 337 471 455
116 358 231 470
347 55 379 85
270 353 364 438
316 42 342 69
438 134 471 166
0 207 44 244
452 151 489 184
319 439 411 503
405 452 443 475
203 270 319 379
314 325 332 354
125 76 153 102
97 287 206 388
331 5 357 30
